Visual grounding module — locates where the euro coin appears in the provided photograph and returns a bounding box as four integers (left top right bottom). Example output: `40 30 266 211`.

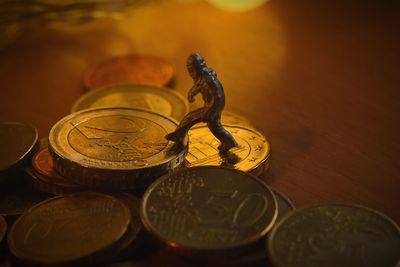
267 203 400 267
72 84 188 121
186 125 270 176
49 107 187 189
8 192 131 265
141 166 277 257
83 54 174 89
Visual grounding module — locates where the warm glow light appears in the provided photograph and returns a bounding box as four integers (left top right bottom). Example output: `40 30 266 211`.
206 0 269 12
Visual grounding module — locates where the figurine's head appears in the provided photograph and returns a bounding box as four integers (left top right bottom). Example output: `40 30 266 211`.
186 53 207 80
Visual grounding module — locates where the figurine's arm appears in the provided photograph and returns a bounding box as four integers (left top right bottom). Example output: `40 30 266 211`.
188 83 202 103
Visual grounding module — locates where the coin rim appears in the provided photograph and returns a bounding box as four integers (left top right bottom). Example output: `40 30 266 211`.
140 165 278 252
83 54 175 89
0 121 38 172
71 83 189 120
267 202 400 267
7 191 131 264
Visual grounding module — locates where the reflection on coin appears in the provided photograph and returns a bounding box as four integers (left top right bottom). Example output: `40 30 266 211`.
141 166 277 256
0 122 38 187
83 54 174 89
49 107 187 189
72 84 188 121
0 188 50 218
186 125 270 176
267 203 400 267
8 192 131 265
0 215 6 244
271 189 295 221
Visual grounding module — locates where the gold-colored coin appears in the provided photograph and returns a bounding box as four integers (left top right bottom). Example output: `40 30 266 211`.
49 107 187 189
0 215 6 244
71 84 189 121
271 189 295 221
141 166 277 256
8 192 131 265
186 125 270 176
267 203 400 267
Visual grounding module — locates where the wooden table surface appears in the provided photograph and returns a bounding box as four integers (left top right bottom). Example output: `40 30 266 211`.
1 0 399 266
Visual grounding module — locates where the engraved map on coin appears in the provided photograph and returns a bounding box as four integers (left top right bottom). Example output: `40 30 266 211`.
141 167 277 250
68 115 167 162
267 203 400 267
186 125 270 175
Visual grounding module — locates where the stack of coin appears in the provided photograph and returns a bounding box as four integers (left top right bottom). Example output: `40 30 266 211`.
48 107 188 190
0 122 38 190
8 192 143 266
83 54 175 90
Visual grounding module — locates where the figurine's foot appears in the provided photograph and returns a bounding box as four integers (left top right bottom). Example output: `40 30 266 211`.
165 132 184 143
218 142 238 152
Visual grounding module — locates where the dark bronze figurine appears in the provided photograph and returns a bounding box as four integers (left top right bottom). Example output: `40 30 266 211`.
166 52 238 152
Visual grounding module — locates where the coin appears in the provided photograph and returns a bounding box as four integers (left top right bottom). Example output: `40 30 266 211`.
267 203 400 267
186 125 270 176
83 54 174 89
141 166 277 256
49 107 188 189
8 192 131 265
0 215 6 244
72 84 189 121
0 187 50 218
272 189 295 221
0 122 38 188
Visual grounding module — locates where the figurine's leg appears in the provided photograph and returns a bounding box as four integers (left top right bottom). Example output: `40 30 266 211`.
207 118 238 152
165 109 204 143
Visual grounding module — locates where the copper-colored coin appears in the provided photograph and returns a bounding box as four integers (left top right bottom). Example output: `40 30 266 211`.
0 215 6 244
8 192 131 265
141 166 277 256
186 124 270 176
84 54 174 90
31 148 83 194
267 203 400 267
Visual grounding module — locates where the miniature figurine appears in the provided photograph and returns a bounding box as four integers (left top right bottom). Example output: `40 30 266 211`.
166 52 238 152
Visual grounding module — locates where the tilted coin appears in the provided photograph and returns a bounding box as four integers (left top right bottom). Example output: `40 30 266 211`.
8 192 131 265
49 107 188 189
72 84 189 121
0 215 6 244
141 166 277 257
267 203 400 267
0 122 38 188
29 148 84 195
0 187 50 218
272 189 295 221
186 125 270 176
83 54 175 89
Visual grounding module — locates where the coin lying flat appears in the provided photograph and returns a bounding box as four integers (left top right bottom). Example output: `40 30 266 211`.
0 215 6 244
49 107 187 189
267 203 400 267
0 122 38 187
186 125 270 176
72 84 188 121
8 192 131 265
29 148 83 195
83 54 174 89
272 189 295 221
141 166 277 256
